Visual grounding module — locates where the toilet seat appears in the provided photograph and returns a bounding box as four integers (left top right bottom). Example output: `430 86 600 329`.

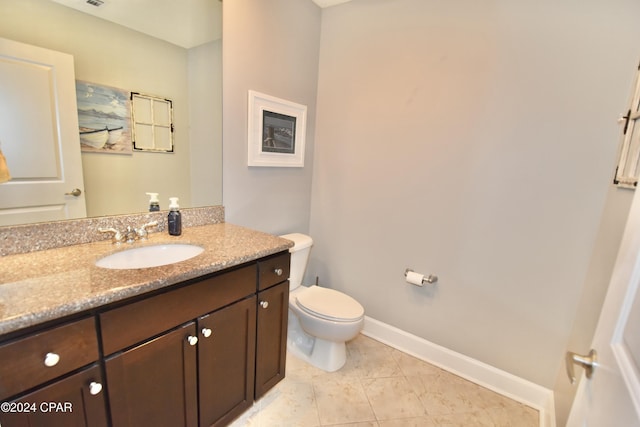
296 286 364 322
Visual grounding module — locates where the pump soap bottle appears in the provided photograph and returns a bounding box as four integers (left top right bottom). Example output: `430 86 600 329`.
168 197 182 236
146 192 160 212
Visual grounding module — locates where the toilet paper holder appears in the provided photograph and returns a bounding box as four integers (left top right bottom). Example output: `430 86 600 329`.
404 268 438 285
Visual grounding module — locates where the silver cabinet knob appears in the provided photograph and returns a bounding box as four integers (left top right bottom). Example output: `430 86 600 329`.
44 352 60 367
260 300 269 309
187 335 198 346
274 268 283 276
201 328 212 338
89 381 103 396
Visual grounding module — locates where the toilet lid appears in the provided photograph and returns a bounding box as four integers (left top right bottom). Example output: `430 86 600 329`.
296 286 364 322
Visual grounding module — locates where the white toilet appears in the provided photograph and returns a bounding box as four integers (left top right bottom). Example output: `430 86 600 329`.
281 233 364 372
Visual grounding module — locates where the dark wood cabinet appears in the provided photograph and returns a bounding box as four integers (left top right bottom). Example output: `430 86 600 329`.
0 316 103 427
198 296 256 427
106 322 198 427
0 317 99 401
105 296 261 427
99 266 256 356
0 251 291 427
0 364 108 427
255 280 289 399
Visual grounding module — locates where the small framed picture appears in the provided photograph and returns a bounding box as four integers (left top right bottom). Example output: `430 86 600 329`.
248 90 307 167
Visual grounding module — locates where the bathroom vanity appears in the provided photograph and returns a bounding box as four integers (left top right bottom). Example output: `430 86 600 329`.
0 219 292 427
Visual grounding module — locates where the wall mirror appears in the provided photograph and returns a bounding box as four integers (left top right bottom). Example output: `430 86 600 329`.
0 0 222 226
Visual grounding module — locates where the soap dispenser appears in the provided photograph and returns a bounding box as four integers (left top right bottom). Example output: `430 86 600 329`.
146 192 160 212
168 197 182 236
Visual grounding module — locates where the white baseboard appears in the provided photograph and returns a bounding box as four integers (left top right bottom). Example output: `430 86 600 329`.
361 316 556 427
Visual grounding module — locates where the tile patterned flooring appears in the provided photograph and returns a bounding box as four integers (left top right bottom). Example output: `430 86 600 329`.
230 334 540 426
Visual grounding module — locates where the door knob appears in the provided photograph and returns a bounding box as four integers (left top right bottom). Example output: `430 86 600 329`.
260 300 269 309
187 335 198 346
566 349 597 384
65 188 82 197
201 328 212 338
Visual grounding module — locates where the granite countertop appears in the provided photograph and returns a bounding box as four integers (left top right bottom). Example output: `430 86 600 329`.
0 222 293 336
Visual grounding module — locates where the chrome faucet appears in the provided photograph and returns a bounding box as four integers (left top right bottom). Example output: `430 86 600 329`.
135 221 158 240
123 226 137 244
99 221 158 244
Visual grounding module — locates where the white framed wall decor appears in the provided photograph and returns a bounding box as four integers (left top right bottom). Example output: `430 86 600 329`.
247 90 307 167
131 92 174 153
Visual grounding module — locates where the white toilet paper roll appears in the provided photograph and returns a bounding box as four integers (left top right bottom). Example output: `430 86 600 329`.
406 271 425 287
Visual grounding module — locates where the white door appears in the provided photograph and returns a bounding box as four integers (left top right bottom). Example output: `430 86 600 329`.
566 185 640 426
0 37 86 226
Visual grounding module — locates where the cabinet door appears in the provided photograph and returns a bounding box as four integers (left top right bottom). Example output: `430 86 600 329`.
106 322 198 427
255 281 289 399
0 364 107 427
198 296 256 427
0 317 99 401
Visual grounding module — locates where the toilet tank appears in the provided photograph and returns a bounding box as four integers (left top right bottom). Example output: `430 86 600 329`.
280 233 313 290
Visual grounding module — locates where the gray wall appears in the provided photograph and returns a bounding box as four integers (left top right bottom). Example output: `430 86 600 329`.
222 0 321 235
190 40 223 208
308 0 640 389
222 0 640 421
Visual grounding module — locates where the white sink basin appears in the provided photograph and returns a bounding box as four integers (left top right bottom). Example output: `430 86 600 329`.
96 244 204 269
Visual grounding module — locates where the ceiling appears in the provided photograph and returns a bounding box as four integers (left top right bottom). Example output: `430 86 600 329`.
51 0 222 49
312 0 352 7
50 0 349 49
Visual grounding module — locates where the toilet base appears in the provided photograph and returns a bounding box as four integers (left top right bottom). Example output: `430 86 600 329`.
287 313 347 372
287 335 347 372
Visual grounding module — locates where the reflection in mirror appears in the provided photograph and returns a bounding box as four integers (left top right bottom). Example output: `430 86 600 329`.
0 0 222 226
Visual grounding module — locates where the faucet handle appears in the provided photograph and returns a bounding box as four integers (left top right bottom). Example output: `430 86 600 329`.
142 220 159 230
136 221 159 239
98 227 123 244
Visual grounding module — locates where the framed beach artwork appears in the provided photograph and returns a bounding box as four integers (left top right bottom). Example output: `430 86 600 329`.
247 90 307 167
76 81 132 154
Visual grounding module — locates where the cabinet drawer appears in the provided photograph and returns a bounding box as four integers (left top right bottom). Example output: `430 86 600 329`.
0 364 108 427
100 264 256 355
258 252 290 291
0 317 99 400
